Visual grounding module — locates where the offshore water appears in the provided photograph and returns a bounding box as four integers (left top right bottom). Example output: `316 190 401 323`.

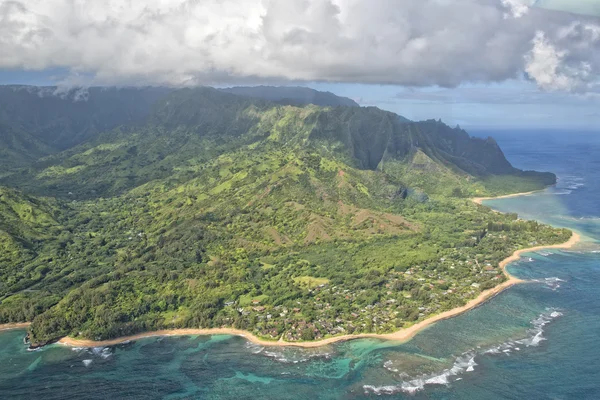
1 131 599 399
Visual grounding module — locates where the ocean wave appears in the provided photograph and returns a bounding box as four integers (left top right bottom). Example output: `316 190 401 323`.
579 216 600 221
561 178 585 190
246 342 332 364
559 176 584 185
486 308 563 352
245 343 265 354
91 347 112 359
82 359 93 367
364 309 563 395
536 251 555 257
26 347 43 353
531 277 566 290
364 353 478 395
383 360 399 373
75 346 113 360
554 190 573 196
262 350 332 364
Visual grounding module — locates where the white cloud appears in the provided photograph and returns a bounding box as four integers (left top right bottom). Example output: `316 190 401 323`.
1 0 599 91
501 0 534 18
525 32 574 91
525 23 600 91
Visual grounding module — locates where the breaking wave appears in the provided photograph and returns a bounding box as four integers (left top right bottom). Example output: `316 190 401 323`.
245 342 332 364
364 353 478 395
91 347 113 359
364 308 563 395
531 277 566 290
72 346 113 360
536 250 556 257
554 189 573 196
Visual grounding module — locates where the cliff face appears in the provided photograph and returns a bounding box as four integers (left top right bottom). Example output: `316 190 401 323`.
309 107 523 177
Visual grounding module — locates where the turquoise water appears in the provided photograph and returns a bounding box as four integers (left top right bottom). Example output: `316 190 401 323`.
1 131 599 399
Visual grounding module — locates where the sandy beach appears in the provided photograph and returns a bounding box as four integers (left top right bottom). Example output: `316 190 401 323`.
1 192 580 350
472 190 542 205
0 322 31 332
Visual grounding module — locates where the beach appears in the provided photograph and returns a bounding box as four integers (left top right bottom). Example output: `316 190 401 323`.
472 190 542 205
0 322 31 332
0 193 580 350
56 276 519 348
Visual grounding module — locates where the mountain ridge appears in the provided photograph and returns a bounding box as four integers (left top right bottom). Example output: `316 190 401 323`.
0 86 555 199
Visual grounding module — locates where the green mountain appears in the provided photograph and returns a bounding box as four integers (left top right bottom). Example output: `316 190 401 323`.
1 87 554 198
0 86 570 346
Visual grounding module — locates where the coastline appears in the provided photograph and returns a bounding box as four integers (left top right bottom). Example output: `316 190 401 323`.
472 189 542 205
57 231 579 349
57 276 522 349
0 192 580 350
0 322 30 332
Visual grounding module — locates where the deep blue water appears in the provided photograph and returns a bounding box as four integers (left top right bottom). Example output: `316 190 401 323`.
1 131 599 399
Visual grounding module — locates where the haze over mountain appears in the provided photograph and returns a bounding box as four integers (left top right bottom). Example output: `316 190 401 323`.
220 86 360 108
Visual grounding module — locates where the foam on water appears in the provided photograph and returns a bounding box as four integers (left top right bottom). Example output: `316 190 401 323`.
82 359 93 367
91 347 112 359
554 190 573 196
531 277 566 290
364 352 478 395
364 309 563 395
537 251 556 257
516 308 563 347
245 342 332 364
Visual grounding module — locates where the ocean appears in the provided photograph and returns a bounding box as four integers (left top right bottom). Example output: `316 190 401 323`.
1 130 599 399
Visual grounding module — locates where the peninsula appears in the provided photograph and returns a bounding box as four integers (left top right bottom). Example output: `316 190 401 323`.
0 86 572 348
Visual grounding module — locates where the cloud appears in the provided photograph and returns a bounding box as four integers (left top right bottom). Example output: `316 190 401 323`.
394 83 600 105
525 23 600 91
501 0 535 18
1 0 599 91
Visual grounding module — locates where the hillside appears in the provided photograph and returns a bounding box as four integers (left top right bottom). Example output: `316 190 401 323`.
0 86 570 346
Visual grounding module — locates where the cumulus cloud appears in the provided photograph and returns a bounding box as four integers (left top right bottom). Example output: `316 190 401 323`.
1 0 599 91
501 0 535 18
525 22 600 91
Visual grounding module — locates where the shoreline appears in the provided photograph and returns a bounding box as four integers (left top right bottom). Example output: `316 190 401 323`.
0 322 30 332
0 192 580 350
472 189 542 205
57 276 522 349
55 230 580 349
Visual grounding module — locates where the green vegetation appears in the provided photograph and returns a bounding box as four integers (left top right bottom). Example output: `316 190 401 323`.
0 86 570 346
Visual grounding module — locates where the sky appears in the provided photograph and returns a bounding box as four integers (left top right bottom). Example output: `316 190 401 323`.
1 0 599 130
